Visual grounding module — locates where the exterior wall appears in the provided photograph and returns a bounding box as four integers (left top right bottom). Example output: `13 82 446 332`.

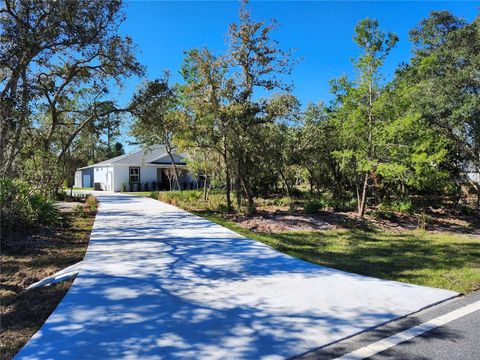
113 165 129 192
93 165 113 191
140 166 157 188
74 170 82 188
111 165 156 192
110 165 191 192
74 168 94 188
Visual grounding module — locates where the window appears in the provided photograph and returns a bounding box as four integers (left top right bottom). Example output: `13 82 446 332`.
129 167 140 183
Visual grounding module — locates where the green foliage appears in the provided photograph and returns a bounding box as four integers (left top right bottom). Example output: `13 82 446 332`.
371 209 397 221
3 1 478 219
332 198 358 212
120 183 127 192
73 204 85 218
0 178 60 235
1 0 143 191
379 199 414 214
303 199 327 213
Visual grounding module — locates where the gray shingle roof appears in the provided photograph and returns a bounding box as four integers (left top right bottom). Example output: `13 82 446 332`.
83 145 185 167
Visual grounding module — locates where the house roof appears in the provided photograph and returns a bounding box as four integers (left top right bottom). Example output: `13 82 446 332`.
79 145 186 169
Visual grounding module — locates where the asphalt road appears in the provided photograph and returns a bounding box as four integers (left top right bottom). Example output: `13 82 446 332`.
296 290 480 360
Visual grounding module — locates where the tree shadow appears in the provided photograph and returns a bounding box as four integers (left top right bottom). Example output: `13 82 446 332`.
14 194 457 359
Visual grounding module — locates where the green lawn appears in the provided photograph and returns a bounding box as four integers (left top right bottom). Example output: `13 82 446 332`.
126 191 154 197
63 187 93 191
196 212 480 294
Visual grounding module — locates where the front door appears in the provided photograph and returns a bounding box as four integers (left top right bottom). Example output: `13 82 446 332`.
83 174 91 188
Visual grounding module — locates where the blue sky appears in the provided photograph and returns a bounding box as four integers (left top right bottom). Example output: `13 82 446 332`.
116 1 478 150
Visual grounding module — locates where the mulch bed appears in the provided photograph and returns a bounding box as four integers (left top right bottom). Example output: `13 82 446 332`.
228 207 480 235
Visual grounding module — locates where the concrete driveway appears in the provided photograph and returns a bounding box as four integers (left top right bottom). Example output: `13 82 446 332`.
15 194 456 359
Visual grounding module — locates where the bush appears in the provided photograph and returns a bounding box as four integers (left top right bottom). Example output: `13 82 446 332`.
144 182 149 191
31 195 61 225
303 198 326 213
73 204 85 217
55 191 67 201
0 177 60 235
371 209 396 221
272 197 292 207
85 196 98 212
150 191 159 199
120 183 127 192
332 198 358 212
379 199 413 214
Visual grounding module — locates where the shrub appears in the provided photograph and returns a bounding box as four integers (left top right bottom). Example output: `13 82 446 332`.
144 182 149 191
73 204 85 217
0 177 61 235
55 191 67 201
216 203 229 217
151 181 157 191
379 199 413 214
85 196 98 212
120 183 127 192
371 209 396 221
272 197 292 207
30 195 61 225
303 198 326 213
332 198 358 212
458 205 477 216
150 191 159 199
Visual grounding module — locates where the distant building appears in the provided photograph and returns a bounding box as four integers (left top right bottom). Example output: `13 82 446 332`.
74 145 194 191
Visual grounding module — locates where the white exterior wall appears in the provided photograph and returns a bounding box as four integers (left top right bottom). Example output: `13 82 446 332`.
74 171 82 188
93 165 114 191
104 164 191 192
113 165 129 192
140 166 157 187
111 165 159 192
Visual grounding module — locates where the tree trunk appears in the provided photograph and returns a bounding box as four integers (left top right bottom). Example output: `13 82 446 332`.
241 178 256 215
235 158 242 210
165 145 181 191
358 171 369 218
279 171 290 197
203 174 208 201
225 166 232 211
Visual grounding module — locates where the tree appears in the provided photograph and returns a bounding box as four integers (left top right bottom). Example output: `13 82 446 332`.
333 18 398 218
130 78 182 190
405 12 480 206
0 0 143 191
227 0 297 213
180 48 234 208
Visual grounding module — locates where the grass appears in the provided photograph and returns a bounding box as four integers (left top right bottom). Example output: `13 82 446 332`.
0 212 95 360
125 191 154 197
128 190 480 294
195 211 480 294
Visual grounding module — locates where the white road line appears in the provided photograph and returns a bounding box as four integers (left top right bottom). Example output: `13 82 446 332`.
335 300 480 360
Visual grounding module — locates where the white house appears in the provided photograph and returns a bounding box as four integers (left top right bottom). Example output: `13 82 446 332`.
74 145 194 192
